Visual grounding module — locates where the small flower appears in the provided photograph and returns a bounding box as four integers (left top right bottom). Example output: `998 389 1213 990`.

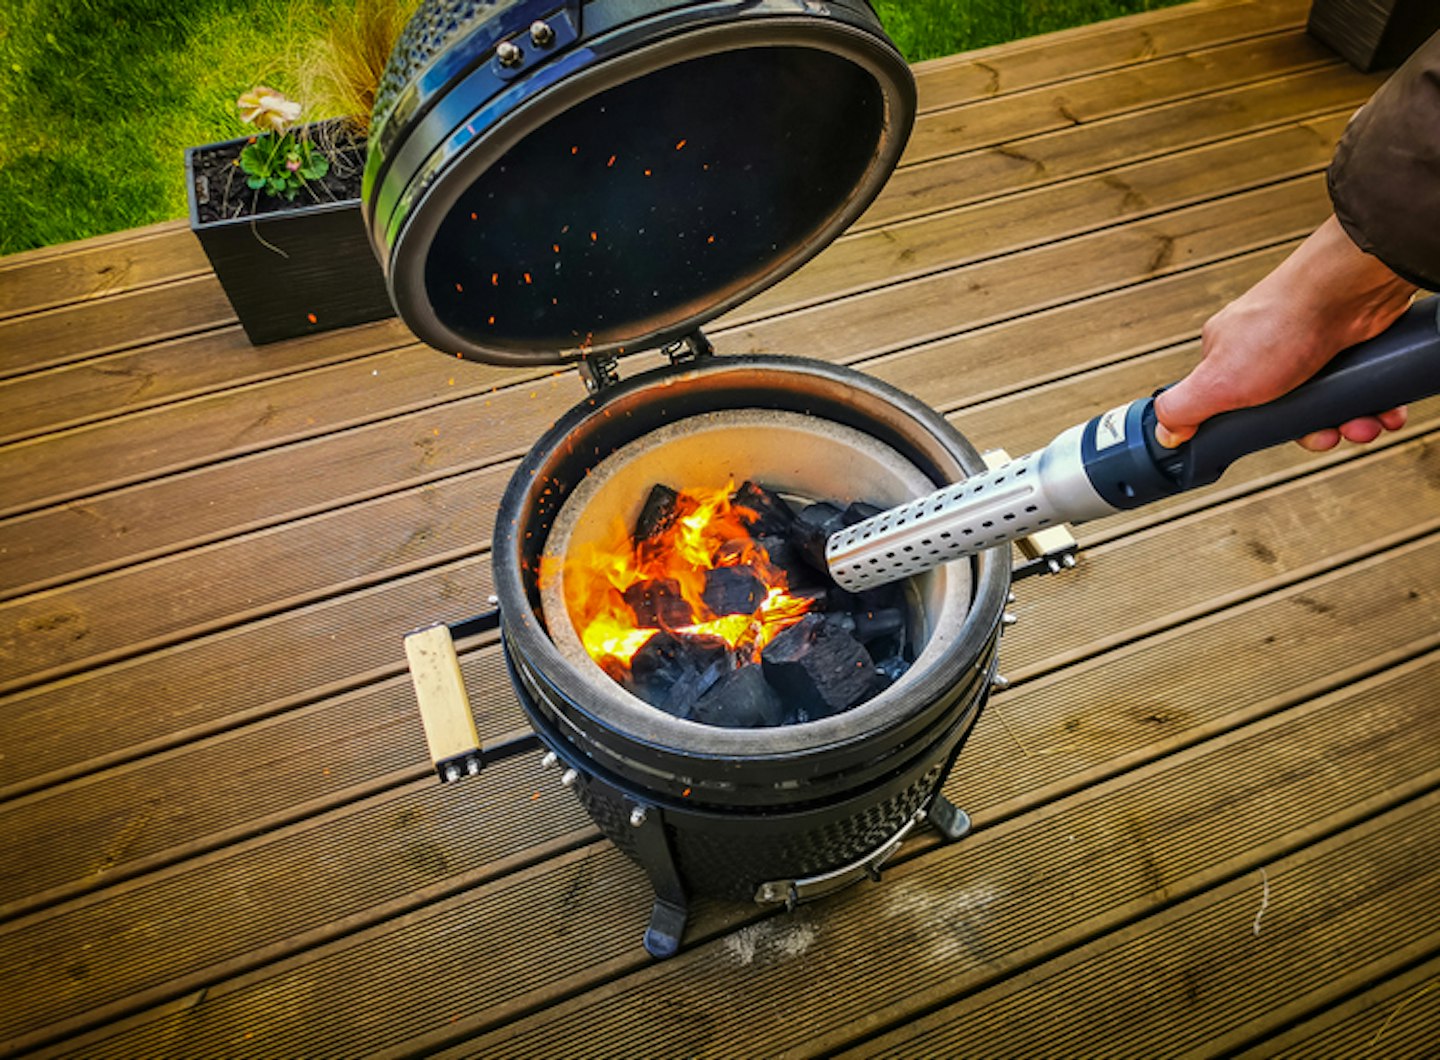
237 86 302 134
286 157 302 172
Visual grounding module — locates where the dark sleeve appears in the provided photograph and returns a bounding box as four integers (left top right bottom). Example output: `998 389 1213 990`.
1327 30 1440 291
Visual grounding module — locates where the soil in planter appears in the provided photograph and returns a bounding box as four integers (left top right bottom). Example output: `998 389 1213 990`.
191 119 367 224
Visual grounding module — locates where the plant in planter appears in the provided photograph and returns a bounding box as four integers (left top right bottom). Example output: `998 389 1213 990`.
187 52 407 345
234 87 331 201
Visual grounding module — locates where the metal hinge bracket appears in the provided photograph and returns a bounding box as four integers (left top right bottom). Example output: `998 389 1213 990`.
578 351 620 394
663 329 715 367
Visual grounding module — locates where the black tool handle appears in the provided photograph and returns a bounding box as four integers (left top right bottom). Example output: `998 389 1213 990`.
1159 297 1440 491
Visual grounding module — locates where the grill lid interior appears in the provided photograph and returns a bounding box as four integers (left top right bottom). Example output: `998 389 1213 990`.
369 3 916 366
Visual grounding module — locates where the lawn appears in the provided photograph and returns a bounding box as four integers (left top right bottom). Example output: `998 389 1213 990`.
0 0 1190 255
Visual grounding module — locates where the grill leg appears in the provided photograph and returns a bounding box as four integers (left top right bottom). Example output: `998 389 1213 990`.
927 793 973 842
626 800 690 959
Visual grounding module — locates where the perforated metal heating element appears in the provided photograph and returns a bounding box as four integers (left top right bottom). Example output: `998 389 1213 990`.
827 423 1118 592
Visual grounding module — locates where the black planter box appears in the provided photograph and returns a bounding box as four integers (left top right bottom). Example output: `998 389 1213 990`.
1307 0 1440 72
185 131 395 345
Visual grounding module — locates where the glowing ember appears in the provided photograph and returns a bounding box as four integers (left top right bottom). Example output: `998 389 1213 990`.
544 482 814 677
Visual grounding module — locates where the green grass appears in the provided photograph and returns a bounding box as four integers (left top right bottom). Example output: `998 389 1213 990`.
0 0 1189 256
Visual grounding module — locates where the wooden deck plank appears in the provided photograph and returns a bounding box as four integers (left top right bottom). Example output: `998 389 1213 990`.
0 317 417 448
0 224 207 322
901 28 1336 167
0 276 237 381
909 0 1307 112
5 529 1437 1053
1243 951 1440 1058
0 225 1326 603
839 783 1440 1059
445 660 1440 1060
862 63 1378 230
71 646 1426 1060
0 754 593 1049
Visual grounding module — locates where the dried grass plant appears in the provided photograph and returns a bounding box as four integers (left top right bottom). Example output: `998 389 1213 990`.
299 0 419 136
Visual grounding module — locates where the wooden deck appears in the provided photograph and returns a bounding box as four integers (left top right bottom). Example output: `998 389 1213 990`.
3 0 1439 1054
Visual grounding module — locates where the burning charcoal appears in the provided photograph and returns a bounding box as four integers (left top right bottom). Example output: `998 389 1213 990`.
761 613 880 721
634 484 680 542
701 566 766 617
630 631 729 712
623 578 693 629
828 607 906 644
841 501 884 526
732 481 795 536
691 664 786 728
756 534 822 590
790 502 847 572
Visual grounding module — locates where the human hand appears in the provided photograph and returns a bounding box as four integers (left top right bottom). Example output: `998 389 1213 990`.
1154 215 1418 451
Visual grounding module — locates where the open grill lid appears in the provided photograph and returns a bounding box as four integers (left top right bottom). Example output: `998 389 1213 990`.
363 0 916 367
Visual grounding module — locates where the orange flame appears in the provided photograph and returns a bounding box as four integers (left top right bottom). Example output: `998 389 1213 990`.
543 482 813 674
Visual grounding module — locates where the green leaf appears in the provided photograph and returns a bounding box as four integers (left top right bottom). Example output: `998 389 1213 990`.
246 175 265 189
299 153 328 180
239 142 268 178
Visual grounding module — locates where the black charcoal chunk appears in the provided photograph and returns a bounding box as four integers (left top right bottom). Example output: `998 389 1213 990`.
790 502 847 572
732 481 795 536
829 607 905 644
623 579 693 629
635 484 680 542
873 654 911 690
701 566 766 617
656 659 727 719
857 582 905 613
841 501 884 526
761 613 880 720
756 534 822 590
691 664 786 728
630 632 730 713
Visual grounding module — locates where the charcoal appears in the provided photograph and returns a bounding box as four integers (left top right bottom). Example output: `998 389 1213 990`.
756 534 822 590
856 582 905 613
761 613 880 720
630 631 730 711
732 481 795 536
655 659 728 718
691 664 786 728
873 653 912 690
634 484 680 542
702 566 766 617
623 578 693 629
790 502 847 572
828 607 906 644
841 501 884 526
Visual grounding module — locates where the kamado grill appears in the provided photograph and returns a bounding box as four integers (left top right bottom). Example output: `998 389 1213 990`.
370 0 1440 958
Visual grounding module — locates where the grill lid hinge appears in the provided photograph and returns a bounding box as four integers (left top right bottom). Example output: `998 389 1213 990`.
578 351 621 394
663 329 714 367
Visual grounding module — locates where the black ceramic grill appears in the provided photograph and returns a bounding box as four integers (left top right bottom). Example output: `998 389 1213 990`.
374 0 1022 959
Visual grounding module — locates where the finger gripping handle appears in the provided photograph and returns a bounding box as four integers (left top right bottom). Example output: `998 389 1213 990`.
1176 297 1440 490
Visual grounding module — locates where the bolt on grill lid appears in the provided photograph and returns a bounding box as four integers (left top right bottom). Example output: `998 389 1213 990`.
363 0 916 367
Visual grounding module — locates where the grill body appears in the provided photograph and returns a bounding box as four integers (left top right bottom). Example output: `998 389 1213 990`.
492 356 1009 903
